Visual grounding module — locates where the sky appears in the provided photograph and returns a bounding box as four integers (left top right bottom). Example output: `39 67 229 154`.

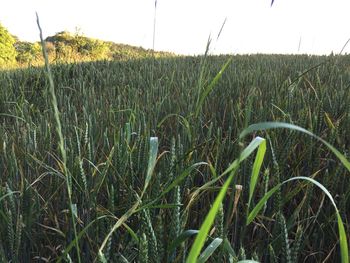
1 0 350 55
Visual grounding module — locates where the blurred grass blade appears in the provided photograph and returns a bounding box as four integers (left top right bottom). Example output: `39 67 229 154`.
71 204 78 219
168 230 199 252
248 138 266 209
195 57 233 118
142 137 159 196
239 122 350 172
222 238 236 257
0 191 20 203
237 261 259 263
144 203 181 209
197 238 223 263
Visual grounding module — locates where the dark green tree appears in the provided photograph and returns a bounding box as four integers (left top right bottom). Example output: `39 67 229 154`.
15 41 41 65
0 23 17 66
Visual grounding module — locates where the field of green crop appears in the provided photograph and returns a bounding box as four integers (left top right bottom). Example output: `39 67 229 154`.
0 53 349 262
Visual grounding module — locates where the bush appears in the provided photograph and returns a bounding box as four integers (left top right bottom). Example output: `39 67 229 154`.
0 23 17 67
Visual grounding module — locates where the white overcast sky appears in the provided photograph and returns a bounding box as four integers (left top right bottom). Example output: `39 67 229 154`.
1 0 350 55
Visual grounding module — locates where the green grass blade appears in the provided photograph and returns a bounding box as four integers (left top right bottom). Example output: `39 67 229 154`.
197 238 223 263
186 137 266 262
246 184 281 225
189 138 266 209
98 199 141 259
247 176 348 263
284 177 348 263
138 162 208 212
248 138 266 209
337 213 348 263
239 122 350 172
186 170 235 263
95 146 115 195
223 136 265 176
141 137 159 196
157 113 192 142
168 230 199 252
194 57 233 118
57 215 110 262
222 238 236 257
160 162 208 197
0 191 20 203
36 14 80 263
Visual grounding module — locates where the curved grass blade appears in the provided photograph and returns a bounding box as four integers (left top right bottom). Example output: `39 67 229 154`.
247 176 348 263
98 136 159 258
0 113 26 122
187 137 265 211
0 191 21 203
223 136 265 176
98 199 141 259
94 146 115 195
168 230 199 252
239 122 350 172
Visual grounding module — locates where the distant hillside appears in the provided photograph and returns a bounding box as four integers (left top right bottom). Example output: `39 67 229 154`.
0 23 175 68
43 31 175 63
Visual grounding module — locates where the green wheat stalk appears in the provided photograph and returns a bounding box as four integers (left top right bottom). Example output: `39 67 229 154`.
36 13 81 263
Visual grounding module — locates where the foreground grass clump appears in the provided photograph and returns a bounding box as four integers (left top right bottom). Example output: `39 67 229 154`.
0 53 349 262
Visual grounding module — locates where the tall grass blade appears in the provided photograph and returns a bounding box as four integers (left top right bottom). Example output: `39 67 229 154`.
186 169 235 263
194 57 233 118
142 137 159 196
248 138 266 209
36 14 81 263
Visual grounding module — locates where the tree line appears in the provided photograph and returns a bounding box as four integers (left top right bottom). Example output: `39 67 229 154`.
0 23 173 68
